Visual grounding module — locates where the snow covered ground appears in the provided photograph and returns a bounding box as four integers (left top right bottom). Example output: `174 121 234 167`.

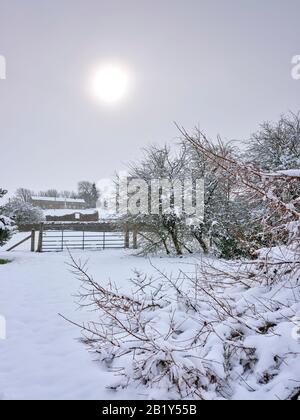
0 235 299 400
0 244 198 400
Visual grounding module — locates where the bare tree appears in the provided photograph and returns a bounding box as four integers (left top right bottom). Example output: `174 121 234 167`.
15 188 33 203
38 189 59 198
246 112 300 171
181 131 240 256
78 181 99 208
60 190 78 199
121 145 190 256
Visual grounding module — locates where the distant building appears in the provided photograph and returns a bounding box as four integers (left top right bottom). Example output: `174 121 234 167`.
31 196 86 210
45 210 99 223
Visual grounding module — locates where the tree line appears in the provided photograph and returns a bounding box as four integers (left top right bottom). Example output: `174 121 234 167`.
119 112 300 258
15 181 100 208
0 181 100 233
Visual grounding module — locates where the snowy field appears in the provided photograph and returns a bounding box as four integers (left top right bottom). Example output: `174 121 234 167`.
0 236 299 400
0 244 198 400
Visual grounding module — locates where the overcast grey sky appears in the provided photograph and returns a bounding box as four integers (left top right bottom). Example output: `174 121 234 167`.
0 0 300 194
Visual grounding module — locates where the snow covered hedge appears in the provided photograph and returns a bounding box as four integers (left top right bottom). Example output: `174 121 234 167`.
2 200 44 226
0 189 14 246
0 215 14 246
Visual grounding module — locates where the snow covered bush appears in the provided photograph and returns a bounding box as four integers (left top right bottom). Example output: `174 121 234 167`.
0 215 14 246
3 200 44 226
246 112 300 171
68 249 300 400
0 189 14 246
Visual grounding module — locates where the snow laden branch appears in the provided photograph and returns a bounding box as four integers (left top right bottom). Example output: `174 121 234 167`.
177 125 300 251
65 252 300 400
178 125 300 214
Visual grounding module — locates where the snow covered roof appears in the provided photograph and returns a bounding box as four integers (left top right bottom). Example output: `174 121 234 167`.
44 209 98 216
32 196 85 203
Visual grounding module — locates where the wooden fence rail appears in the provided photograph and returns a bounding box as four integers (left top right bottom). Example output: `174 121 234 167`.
6 233 33 252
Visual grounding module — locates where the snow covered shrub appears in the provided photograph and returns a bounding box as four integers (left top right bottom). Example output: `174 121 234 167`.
3 200 44 226
208 198 265 260
0 215 14 246
67 257 225 399
0 189 14 246
68 252 300 400
246 112 300 172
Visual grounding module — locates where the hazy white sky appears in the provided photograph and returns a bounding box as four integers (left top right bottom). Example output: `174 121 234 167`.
0 0 300 194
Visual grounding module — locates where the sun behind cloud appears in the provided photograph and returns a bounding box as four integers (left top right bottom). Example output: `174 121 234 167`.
90 63 131 105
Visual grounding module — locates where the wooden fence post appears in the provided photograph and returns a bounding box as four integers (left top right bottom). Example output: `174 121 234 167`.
31 230 35 252
37 223 44 253
61 229 64 251
133 230 138 250
125 229 130 249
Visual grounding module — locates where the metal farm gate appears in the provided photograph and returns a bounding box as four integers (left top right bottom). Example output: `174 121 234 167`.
41 230 125 252
6 223 139 253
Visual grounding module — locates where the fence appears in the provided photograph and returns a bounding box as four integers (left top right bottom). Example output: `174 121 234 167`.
41 230 125 252
7 223 139 253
